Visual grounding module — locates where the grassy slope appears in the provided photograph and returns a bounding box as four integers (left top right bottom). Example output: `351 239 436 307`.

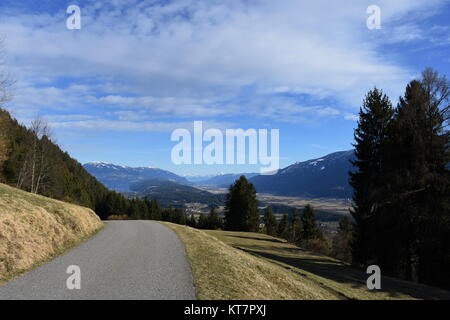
164 223 450 300
0 183 104 284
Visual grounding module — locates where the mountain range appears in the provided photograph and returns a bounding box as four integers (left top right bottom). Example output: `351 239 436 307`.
84 149 356 199
250 150 355 198
83 162 191 191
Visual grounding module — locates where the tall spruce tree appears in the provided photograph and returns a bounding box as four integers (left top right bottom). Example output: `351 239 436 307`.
301 204 320 241
277 214 289 240
289 208 302 243
208 207 221 230
224 175 259 232
349 88 394 266
264 206 277 236
332 216 353 263
385 71 449 284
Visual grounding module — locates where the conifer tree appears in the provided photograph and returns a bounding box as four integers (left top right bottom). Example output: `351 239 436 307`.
301 204 320 241
188 214 197 228
208 207 221 230
224 176 259 232
277 214 289 240
197 214 209 229
289 208 302 243
349 88 394 266
263 206 277 236
386 72 449 283
332 216 353 263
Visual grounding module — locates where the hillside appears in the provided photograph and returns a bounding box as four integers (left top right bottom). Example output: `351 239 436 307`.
164 223 450 300
250 150 355 198
0 183 103 284
83 162 191 191
0 109 129 219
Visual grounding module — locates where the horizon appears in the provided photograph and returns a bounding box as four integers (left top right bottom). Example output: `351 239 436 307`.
1 0 449 175
83 148 355 177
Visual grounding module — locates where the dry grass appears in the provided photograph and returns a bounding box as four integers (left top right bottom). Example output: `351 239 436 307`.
163 222 341 300
163 222 450 300
206 230 450 300
0 183 103 284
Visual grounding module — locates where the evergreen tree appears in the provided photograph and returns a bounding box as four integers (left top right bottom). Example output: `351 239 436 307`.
208 207 221 230
332 216 353 263
224 176 259 232
127 198 141 219
289 208 302 243
187 214 197 228
301 204 320 241
349 88 394 266
277 214 289 240
197 214 209 229
173 208 187 225
147 199 162 220
263 206 277 236
385 72 449 283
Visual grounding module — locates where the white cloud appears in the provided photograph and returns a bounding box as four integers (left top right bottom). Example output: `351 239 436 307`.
1 0 448 125
344 113 359 121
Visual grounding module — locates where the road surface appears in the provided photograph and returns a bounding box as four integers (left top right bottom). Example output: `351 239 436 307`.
0 221 196 300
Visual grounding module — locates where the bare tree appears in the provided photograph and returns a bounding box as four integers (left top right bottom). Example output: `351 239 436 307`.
0 38 14 181
0 38 14 109
16 116 53 193
29 117 53 194
33 119 53 194
420 67 450 127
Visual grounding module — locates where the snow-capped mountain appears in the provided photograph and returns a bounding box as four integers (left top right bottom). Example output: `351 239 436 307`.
250 150 355 198
83 162 191 192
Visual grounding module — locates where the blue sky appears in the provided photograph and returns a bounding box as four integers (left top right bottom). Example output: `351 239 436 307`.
1 0 449 175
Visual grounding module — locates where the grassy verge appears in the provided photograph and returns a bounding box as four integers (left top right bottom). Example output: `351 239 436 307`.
0 183 104 285
164 222 450 300
164 222 342 300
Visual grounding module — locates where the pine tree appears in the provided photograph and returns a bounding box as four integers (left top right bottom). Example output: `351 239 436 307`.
263 206 277 236
277 214 289 240
385 72 449 284
208 207 221 230
349 88 394 266
173 208 187 225
289 208 302 243
224 176 259 232
198 214 209 229
332 216 353 263
301 204 320 241
188 214 197 228
147 199 162 220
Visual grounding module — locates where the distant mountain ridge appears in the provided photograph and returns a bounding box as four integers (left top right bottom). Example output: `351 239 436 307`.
250 150 355 198
192 172 259 187
84 149 356 199
83 162 191 192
